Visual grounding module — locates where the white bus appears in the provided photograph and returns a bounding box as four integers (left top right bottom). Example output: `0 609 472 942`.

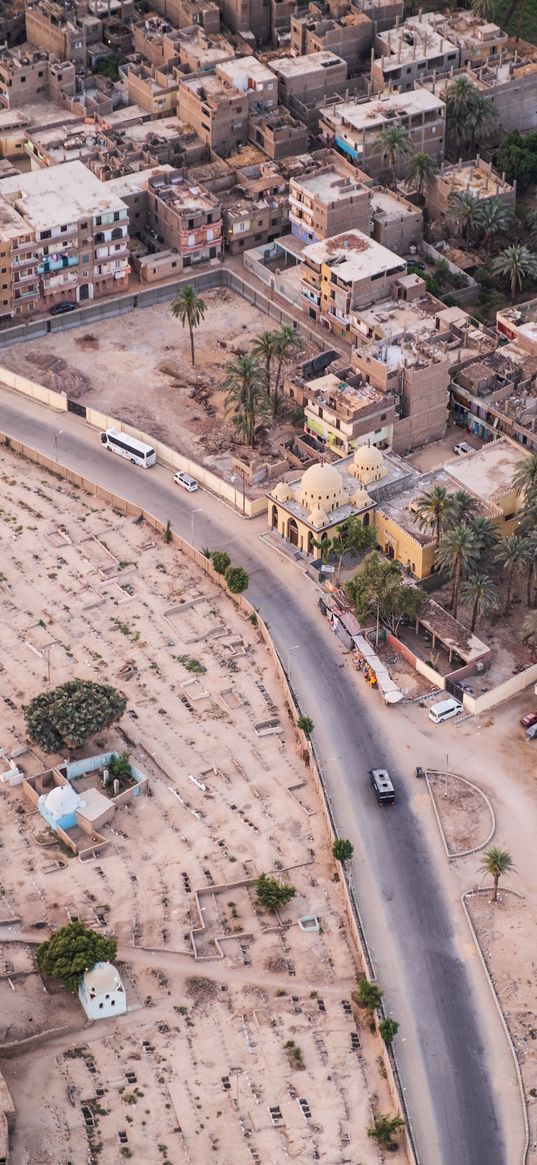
100 428 156 468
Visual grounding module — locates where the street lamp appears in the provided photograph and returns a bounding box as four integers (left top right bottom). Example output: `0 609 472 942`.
190 507 202 546
54 429 63 462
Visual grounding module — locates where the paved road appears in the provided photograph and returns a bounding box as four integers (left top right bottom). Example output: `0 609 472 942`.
0 393 518 1165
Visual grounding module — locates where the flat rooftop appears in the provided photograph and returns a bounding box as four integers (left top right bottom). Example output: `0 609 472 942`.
0 159 127 230
119 116 197 144
375 22 459 67
320 89 445 134
148 171 219 212
305 371 384 411
106 164 174 198
303 228 405 280
444 439 528 503
273 50 346 78
353 291 442 341
217 56 276 86
436 159 512 198
291 167 369 203
371 187 419 219
0 197 29 242
180 73 243 104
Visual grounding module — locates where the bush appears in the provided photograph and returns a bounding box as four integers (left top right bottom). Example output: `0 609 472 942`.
224 565 249 594
332 839 354 863
368 1113 405 1149
379 1017 400 1046
354 978 383 1016
24 680 126 753
255 873 296 912
211 551 231 575
297 715 314 736
36 921 117 992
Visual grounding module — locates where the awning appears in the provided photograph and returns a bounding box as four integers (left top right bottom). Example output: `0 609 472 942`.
352 634 404 705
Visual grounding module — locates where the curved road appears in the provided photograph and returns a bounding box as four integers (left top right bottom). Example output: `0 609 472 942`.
0 393 519 1165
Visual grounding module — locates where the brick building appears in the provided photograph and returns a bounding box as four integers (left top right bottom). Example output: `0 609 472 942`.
289 164 372 244
320 89 446 179
301 228 406 336
178 73 249 155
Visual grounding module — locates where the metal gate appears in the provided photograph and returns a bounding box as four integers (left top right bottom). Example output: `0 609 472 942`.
67 399 87 418
445 677 464 702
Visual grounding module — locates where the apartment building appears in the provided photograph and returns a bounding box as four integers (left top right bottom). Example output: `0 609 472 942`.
176 26 235 71
145 169 222 267
497 300 537 355
370 186 423 253
426 9 507 67
213 0 270 44
248 107 308 159
371 16 460 93
0 0 25 47
419 47 537 134
128 63 179 116
216 57 278 112
289 165 371 244
290 5 373 73
0 47 76 108
301 228 406 336
25 0 87 64
0 159 129 315
450 343 537 451
221 183 288 252
426 157 515 222
273 50 347 107
360 0 404 35
303 369 396 453
140 0 220 33
320 89 446 179
178 73 249 155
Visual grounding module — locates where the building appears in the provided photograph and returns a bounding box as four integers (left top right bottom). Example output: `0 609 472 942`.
371 16 460 93
319 89 446 179
78 962 127 1021
417 38 537 134
427 9 508 67
450 341 537 451
370 186 423 253
127 63 179 116
0 159 130 314
289 164 371 244
426 157 515 222
268 458 375 554
149 0 220 33
290 5 373 73
301 228 406 336
178 73 249 155
273 50 347 107
216 57 278 112
497 300 537 355
221 158 289 252
248 107 308 159
144 169 222 267
0 47 76 108
213 0 270 44
302 369 396 453
25 0 87 64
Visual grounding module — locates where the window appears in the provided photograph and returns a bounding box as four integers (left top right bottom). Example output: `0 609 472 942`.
82 254 89 263
40 230 51 240
80 221 88 230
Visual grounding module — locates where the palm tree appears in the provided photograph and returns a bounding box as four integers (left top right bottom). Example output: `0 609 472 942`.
405 152 437 196
478 199 513 252
374 125 412 187
467 514 499 560
466 94 497 151
480 847 515 903
524 209 537 249
436 523 480 618
513 452 537 500
495 533 526 613
445 76 478 153
493 244 537 302
522 610 537 652
446 489 479 525
170 284 207 366
448 191 482 247
414 486 453 547
472 0 497 18
460 573 499 632
252 329 278 407
522 533 537 607
271 324 302 417
223 354 269 448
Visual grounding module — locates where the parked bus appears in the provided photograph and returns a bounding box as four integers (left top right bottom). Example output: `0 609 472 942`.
100 428 156 468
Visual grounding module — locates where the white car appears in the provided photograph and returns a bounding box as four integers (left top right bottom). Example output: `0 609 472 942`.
453 441 473 456
174 471 199 492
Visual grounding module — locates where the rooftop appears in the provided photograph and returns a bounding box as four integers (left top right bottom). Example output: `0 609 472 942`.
320 88 445 134
303 228 405 281
105 164 174 199
273 50 346 78
435 158 513 199
304 371 384 412
444 438 528 503
375 20 459 68
216 56 277 87
147 170 219 212
370 186 420 220
0 159 127 230
291 167 369 204
180 73 244 106
0 197 30 242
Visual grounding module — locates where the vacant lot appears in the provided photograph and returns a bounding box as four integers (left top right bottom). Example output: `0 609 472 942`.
0 446 398 1165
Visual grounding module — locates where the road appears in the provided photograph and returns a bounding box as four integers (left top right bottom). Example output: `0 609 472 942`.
0 391 521 1165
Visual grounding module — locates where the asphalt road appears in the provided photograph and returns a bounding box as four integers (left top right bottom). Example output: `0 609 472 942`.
0 394 513 1165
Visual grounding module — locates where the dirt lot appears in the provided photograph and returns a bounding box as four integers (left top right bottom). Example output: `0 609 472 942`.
0 446 398 1165
0 290 312 476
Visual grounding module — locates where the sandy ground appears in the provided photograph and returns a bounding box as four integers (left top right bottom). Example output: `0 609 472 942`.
426 770 494 856
407 424 483 473
0 446 398 1165
0 291 312 479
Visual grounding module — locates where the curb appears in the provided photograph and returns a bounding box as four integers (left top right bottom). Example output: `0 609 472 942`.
425 769 496 858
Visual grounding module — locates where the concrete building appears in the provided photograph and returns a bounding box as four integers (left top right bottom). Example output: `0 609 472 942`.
301 228 406 336
450 342 537 451
497 300 537 355
426 9 508 67
79 963 127 1021
370 186 423 253
360 0 404 35
145 168 222 267
273 50 347 107
417 39 537 134
213 0 270 44
248 107 308 159
290 5 373 73
221 158 289 252
216 56 278 112
371 17 460 93
0 159 129 314
268 458 375 554
303 369 396 453
425 156 516 221
149 0 220 33
178 73 249 155
127 62 179 116
319 89 446 179
289 165 371 244
0 47 76 109
25 0 87 64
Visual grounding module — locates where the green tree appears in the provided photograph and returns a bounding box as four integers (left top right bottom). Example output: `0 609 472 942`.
271 325 302 417
211 550 231 575
255 873 296 912
405 151 437 195
436 524 480 618
478 198 513 252
497 130 537 190
345 551 424 633
297 714 314 736
523 533 537 607
493 244 537 302
374 124 412 186
467 94 497 151
224 564 249 593
368 1113 405 1150
24 680 126 754
460 573 499 632
448 191 482 246
495 534 526 614
471 0 496 17
445 76 479 152
252 329 279 411
414 485 453 548
446 489 479 526
332 839 354 863
522 610 537 652
480 847 515 903
379 1017 400 1046
170 285 207 367
223 354 269 448
314 515 375 582
524 209 537 249
36 921 117 992
354 978 383 1016
513 451 537 500
467 515 499 560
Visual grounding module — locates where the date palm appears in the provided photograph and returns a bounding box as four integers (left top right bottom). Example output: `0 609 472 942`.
478 199 513 252
513 451 537 500
170 284 207 366
472 0 497 17
460 573 498 632
223 354 269 448
445 76 478 153
405 152 437 196
448 191 481 247
374 125 412 187
414 486 453 547
493 244 537 302
480 847 515 903
446 489 479 525
523 533 537 607
272 324 302 417
436 523 480 618
467 514 498 561
252 329 278 407
466 94 497 150
495 533 526 613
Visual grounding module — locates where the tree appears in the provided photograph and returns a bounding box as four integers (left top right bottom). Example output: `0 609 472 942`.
522 611 537 652
332 839 354 863
513 452 537 500
445 76 479 153
478 198 513 252
414 485 453 548
405 151 437 196
525 209 537 249
170 285 206 366
354 978 383 1016
379 1017 400 1046
36 921 117 992
252 329 278 410
255 873 296 912
314 515 375 582
211 550 231 575
448 191 482 246
368 1113 405 1150
446 489 479 526
495 534 526 614
436 524 479 618
496 130 537 190
460 574 499 632
297 714 314 736
467 515 499 560
467 94 497 151
345 551 424 633
224 564 249 593
271 325 302 417
374 125 412 186
471 0 496 18
480 847 515 903
223 353 269 448
492 244 537 302
24 680 126 754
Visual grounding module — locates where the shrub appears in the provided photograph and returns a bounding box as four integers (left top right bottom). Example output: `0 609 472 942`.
24 680 126 753
211 551 231 575
297 715 314 736
224 565 249 594
332 839 354 863
379 1017 400 1046
255 873 296 912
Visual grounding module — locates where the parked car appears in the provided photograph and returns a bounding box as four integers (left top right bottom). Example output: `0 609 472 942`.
50 301 77 315
173 470 199 492
521 711 537 729
526 722 537 741
453 441 473 456
408 260 426 271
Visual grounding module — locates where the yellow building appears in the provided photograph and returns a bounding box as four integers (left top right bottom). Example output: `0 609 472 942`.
269 459 375 555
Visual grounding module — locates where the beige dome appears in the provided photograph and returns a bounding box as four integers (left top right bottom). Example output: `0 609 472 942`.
83 962 122 995
354 444 384 472
353 487 372 509
300 462 342 513
272 481 292 502
308 505 329 528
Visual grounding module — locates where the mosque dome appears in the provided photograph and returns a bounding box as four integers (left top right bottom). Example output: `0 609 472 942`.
300 462 342 512
272 481 292 502
83 962 122 996
353 487 372 509
308 505 329 528
350 444 387 484
44 784 81 820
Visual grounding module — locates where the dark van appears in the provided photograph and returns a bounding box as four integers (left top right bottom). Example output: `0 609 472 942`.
369 768 395 806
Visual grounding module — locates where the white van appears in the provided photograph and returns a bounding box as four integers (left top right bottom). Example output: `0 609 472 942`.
429 697 463 724
174 471 199 492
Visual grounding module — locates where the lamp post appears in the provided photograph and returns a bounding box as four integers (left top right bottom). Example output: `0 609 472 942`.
54 429 63 462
